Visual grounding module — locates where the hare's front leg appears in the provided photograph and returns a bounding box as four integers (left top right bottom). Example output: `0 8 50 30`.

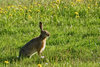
38 50 42 56
38 49 45 59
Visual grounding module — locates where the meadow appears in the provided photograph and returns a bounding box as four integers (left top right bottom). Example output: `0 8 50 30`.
0 0 100 67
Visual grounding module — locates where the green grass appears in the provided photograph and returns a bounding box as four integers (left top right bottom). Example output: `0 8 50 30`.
0 0 100 67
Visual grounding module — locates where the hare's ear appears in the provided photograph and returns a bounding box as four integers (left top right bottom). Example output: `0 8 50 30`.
39 22 43 31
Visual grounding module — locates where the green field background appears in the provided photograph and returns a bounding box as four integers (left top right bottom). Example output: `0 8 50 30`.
0 0 100 67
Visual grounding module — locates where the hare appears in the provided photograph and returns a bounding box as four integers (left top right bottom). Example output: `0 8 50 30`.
18 22 50 59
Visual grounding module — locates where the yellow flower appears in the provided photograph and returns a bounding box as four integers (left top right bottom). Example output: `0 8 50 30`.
3 11 7 14
76 15 80 18
0 7 3 10
95 2 98 6
76 0 81 2
88 6 90 9
20 8 23 11
30 5 33 8
34 2 37 5
38 64 42 67
71 2 75 6
37 10 40 12
75 12 79 15
11 5 15 8
64 6 67 8
28 10 32 12
28 15 32 19
14 9 16 12
56 0 60 4
7 6 10 9
0 11 3 14
38 4 41 7
18 5 22 7
89 0 92 2
4 61 9 64
9 14 12 17
23 6 27 9
19 13 22 16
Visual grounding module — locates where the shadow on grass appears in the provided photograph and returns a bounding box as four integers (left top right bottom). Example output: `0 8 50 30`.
0 56 19 63
0 55 48 64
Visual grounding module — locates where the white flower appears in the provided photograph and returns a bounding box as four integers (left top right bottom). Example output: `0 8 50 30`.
41 56 45 59
45 63 48 65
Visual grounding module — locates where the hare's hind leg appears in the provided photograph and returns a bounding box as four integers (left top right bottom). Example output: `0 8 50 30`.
29 52 37 58
18 50 21 60
18 49 24 59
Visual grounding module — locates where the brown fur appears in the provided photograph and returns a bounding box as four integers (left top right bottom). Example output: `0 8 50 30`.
38 38 46 55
